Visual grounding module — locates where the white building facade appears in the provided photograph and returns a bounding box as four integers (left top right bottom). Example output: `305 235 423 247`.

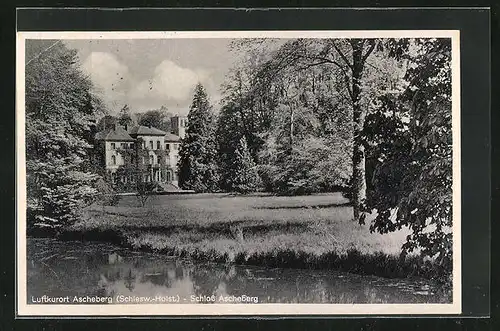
95 115 187 188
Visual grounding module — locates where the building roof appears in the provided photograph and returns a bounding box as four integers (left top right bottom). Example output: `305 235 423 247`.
164 133 181 142
128 125 167 136
95 126 135 141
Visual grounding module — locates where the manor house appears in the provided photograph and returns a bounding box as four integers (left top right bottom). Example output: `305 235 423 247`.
95 115 187 188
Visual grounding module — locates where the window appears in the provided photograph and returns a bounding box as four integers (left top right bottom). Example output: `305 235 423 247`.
142 156 145 164
165 143 170 151
150 155 154 164
157 141 161 150
121 143 127 149
173 144 178 150
149 141 153 150
111 143 116 150
165 156 170 166
111 155 116 165
130 143 134 149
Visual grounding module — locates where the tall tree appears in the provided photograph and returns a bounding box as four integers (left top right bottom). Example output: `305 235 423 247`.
118 104 133 127
25 40 105 231
228 136 260 193
216 102 243 191
178 84 219 192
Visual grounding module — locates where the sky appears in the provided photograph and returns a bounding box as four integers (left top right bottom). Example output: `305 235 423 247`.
64 39 239 116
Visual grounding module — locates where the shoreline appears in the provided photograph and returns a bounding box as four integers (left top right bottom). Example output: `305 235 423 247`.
36 226 450 283
27 193 451 286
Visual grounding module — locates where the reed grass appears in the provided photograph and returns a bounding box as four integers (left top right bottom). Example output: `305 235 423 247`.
59 192 445 280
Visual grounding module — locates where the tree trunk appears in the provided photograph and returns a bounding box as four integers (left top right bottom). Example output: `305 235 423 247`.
350 40 367 222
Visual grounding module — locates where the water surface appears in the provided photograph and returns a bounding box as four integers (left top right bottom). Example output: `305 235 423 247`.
27 238 450 304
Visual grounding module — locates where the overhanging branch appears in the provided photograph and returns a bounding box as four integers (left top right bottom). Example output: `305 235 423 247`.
331 41 353 70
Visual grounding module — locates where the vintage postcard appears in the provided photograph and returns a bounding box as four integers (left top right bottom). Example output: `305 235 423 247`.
16 30 461 316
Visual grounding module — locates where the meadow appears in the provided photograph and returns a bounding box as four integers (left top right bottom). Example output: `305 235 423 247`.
63 192 443 280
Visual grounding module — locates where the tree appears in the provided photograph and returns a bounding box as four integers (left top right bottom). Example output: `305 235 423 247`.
228 136 260 193
25 40 105 231
365 39 453 273
135 176 156 207
118 104 133 127
178 84 219 192
249 38 380 219
216 102 243 191
221 42 356 195
97 115 117 131
137 106 171 132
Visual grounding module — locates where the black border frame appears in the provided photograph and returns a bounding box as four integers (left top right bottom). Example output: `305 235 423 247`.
1 5 493 329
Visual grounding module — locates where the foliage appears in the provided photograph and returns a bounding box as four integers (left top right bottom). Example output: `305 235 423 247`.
364 38 453 272
117 104 134 127
258 103 351 195
97 115 117 131
223 38 454 277
178 84 219 192
25 40 105 230
136 180 156 207
137 106 172 132
220 46 356 195
229 136 261 193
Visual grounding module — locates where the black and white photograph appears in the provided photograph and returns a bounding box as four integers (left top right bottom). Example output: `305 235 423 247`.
16 30 461 316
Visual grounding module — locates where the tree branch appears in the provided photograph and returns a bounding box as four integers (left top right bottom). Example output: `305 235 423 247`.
362 39 377 63
331 41 353 70
295 60 332 71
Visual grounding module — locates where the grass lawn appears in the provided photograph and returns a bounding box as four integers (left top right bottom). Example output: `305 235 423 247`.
65 192 440 279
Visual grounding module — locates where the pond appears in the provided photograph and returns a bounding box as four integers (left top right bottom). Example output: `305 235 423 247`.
27 238 451 304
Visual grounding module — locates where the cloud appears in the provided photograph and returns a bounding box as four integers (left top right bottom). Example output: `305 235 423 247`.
81 53 218 113
130 60 212 104
82 52 130 109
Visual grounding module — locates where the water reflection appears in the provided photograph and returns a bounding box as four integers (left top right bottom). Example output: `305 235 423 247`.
27 238 450 304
